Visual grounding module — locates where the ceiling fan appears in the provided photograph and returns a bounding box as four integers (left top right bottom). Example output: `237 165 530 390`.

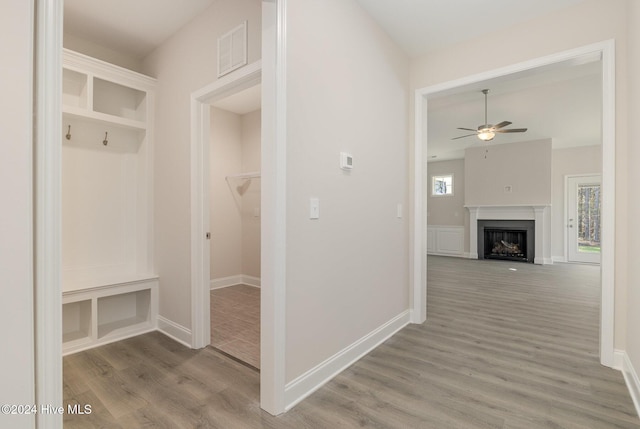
453 89 527 141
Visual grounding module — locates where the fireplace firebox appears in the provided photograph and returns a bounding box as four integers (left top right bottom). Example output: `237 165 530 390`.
477 220 535 263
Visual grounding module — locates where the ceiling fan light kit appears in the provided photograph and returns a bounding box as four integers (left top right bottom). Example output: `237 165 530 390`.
478 128 495 141
453 89 527 141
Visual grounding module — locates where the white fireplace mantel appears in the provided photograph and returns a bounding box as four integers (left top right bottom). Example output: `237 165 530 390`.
466 205 551 264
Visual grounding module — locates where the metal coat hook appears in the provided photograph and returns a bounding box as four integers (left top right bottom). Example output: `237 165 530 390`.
103 132 108 146
66 125 71 140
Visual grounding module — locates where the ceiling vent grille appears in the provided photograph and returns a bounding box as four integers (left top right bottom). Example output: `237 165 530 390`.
218 21 248 77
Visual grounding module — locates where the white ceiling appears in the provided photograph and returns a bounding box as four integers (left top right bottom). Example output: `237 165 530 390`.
356 0 586 58
426 58 602 161
64 0 587 60
64 0 599 154
353 0 600 162
211 84 262 115
64 0 215 59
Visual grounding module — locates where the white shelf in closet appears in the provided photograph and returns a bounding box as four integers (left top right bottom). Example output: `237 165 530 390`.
62 68 89 108
62 278 158 355
62 49 154 132
61 49 158 355
62 299 92 345
63 105 147 131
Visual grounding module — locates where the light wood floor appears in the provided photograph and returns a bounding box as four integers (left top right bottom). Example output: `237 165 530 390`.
63 256 639 428
210 284 260 369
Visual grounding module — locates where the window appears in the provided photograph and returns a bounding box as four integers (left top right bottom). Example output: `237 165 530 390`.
432 174 453 196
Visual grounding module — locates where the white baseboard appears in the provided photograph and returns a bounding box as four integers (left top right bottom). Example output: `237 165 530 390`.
620 350 640 418
614 349 625 370
242 275 261 288
552 256 567 263
427 252 469 259
157 315 192 348
284 310 411 411
210 275 243 290
210 274 261 290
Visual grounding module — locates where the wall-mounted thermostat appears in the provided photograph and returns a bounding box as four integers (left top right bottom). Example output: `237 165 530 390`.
340 152 353 170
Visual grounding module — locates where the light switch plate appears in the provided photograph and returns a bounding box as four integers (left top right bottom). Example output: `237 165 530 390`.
310 198 320 219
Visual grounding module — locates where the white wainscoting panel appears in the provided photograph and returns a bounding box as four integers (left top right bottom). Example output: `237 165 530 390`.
427 226 465 257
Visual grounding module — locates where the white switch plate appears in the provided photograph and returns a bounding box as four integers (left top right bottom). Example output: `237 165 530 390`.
397 203 403 219
310 198 320 219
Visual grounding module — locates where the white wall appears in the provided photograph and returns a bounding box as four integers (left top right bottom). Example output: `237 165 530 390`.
209 107 261 282
427 159 465 226
464 139 552 206
0 2 35 428
210 107 243 279
550 146 602 261
429 144 598 258
411 0 630 350
64 33 144 73
241 109 261 278
142 0 261 328
285 0 410 382
626 0 640 390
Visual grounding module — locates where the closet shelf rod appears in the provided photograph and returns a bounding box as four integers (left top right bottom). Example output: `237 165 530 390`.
225 171 261 180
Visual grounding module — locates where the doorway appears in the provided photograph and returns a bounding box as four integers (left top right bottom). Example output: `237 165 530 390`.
567 175 602 264
413 40 616 367
36 0 287 417
209 87 262 368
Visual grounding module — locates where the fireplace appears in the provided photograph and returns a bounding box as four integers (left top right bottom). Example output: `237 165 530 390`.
467 205 549 264
477 220 535 263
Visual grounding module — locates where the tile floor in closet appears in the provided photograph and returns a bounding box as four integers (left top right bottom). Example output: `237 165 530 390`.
210 284 260 369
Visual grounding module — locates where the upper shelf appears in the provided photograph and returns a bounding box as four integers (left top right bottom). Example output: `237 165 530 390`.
63 49 155 131
63 106 147 131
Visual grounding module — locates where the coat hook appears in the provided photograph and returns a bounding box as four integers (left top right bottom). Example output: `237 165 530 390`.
66 125 71 140
103 131 108 146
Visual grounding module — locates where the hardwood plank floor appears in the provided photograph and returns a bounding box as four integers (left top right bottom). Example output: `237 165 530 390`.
64 256 639 428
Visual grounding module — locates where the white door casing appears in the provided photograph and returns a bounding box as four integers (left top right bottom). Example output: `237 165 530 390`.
413 40 615 367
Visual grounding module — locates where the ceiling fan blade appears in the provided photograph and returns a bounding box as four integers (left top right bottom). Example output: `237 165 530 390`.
496 128 528 133
451 134 477 140
456 127 477 132
493 121 512 130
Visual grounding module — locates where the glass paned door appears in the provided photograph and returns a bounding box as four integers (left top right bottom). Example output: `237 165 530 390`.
567 175 601 264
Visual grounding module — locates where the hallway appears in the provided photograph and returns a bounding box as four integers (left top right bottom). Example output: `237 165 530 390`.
63 256 639 428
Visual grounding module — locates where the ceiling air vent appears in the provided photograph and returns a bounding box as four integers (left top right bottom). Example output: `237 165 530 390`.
218 21 248 78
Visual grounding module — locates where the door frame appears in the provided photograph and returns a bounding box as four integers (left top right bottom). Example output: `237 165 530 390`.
34 0 289 421
190 61 262 350
190 1 287 415
413 40 616 367
565 174 602 264
35 0 64 427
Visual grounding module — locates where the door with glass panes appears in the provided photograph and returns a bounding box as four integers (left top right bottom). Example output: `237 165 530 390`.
567 175 601 264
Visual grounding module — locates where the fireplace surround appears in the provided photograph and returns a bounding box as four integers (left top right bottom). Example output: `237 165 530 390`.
466 205 551 264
